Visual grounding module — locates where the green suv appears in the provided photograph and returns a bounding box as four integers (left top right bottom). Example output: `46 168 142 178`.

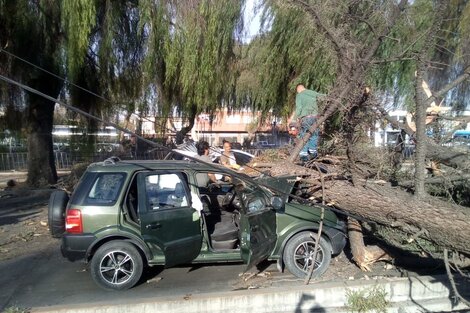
49 158 346 290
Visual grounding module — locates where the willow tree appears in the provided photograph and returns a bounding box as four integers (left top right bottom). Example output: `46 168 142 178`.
62 0 148 149
0 1 63 186
244 0 470 155
0 1 144 185
139 0 245 143
235 5 337 119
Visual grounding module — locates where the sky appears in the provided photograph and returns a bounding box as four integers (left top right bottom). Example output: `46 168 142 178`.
243 0 262 43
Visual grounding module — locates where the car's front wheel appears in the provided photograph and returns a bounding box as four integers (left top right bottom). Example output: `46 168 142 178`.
90 241 143 290
283 232 332 279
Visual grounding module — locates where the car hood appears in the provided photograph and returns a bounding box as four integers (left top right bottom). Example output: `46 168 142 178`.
255 175 341 229
284 203 340 229
254 175 297 201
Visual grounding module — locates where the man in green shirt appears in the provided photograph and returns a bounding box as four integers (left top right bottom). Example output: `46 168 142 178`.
290 84 325 161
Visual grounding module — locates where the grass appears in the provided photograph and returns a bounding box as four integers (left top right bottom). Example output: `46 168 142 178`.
346 285 389 313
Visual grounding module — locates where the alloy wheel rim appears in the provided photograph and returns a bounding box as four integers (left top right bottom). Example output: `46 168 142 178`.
293 240 324 273
99 250 134 285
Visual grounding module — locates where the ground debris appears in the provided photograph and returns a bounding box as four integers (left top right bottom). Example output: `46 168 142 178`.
146 277 162 284
0 193 55 261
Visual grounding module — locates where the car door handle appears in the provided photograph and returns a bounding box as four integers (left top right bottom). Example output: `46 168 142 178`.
146 223 162 230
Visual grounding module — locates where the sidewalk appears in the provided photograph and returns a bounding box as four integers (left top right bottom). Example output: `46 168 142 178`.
34 274 470 313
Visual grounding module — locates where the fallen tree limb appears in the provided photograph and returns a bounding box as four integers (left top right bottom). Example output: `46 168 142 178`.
444 249 470 307
348 218 392 271
399 173 470 187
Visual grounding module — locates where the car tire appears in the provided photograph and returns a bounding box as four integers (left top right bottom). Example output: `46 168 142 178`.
48 190 69 238
90 241 143 290
283 232 332 279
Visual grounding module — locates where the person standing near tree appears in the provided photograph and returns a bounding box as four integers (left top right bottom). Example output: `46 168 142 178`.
289 83 325 161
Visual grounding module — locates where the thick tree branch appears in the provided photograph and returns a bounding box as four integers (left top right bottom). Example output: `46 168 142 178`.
444 249 470 307
399 174 470 188
425 66 470 106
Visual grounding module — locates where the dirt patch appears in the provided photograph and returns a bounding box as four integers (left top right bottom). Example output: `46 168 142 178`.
0 188 57 262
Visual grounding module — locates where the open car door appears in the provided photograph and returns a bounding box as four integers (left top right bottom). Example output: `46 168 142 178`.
137 172 202 267
239 186 277 270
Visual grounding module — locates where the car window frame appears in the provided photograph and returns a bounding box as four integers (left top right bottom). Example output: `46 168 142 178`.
71 172 127 206
139 171 191 213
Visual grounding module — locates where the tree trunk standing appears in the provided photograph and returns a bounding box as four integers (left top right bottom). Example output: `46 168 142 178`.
0 1 64 187
175 108 197 144
413 2 448 198
413 63 428 198
26 89 58 186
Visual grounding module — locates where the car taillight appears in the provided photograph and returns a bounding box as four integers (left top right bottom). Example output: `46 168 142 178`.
65 209 83 234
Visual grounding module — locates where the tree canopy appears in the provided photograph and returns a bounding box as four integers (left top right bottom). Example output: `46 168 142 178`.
237 0 470 116
1 0 470 184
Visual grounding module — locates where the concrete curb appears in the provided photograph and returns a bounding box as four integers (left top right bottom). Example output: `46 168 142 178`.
33 275 469 313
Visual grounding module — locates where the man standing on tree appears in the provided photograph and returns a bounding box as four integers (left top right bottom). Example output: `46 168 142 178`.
290 83 325 161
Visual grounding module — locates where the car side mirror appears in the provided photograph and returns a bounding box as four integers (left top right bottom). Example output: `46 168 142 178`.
271 196 285 213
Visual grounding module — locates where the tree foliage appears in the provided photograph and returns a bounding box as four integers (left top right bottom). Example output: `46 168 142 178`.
236 2 337 118
139 0 245 122
61 0 96 78
239 0 470 117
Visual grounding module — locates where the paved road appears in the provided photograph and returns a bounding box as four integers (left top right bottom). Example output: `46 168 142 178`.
0 243 301 311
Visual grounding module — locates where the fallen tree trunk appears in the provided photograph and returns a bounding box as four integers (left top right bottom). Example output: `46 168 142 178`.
260 161 470 256
322 179 470 255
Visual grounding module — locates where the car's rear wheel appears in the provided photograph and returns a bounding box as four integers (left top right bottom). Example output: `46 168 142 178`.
90 241 143 290
283 232 332 279
48 190 69 238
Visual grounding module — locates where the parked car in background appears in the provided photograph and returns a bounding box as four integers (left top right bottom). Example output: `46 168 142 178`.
96 143 123 153
49 158 346 290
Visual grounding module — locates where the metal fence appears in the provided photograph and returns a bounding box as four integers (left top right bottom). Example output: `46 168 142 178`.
0 149 171 171
0 152 28 171
0 146 414 172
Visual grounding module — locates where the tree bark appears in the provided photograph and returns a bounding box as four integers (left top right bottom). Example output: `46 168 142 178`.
413 1 448 199
347 218 391 271
414 60 427 198
258 159 470 256
320 180 470 255
175 106 197 144
26 92 58 186
25 74 62 186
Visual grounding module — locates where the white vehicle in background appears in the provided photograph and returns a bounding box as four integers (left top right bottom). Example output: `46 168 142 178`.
164 142 255 166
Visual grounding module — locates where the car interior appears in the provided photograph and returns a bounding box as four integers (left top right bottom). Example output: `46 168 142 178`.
196 169 243 250
123 171 244 251
196 174 243 251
